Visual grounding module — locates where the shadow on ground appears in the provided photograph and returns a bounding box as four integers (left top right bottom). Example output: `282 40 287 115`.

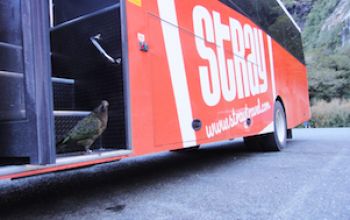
0 139 279 214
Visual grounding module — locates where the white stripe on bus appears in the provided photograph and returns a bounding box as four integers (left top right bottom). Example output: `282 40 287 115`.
268 36 277 101
268 36 276 133
157 0 197 147
259 122 274 134
256 36 276 135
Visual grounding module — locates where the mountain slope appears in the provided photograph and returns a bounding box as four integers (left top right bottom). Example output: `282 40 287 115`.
282 0 350 127
282 0 350 101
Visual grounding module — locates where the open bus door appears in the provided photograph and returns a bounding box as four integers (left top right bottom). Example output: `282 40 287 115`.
0 0 55 165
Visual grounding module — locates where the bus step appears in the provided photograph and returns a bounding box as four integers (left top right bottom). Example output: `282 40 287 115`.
54 110 90 117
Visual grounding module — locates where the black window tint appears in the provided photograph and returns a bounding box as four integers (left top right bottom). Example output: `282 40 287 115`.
219 0 259 25
284 20 305 62
219 0 305 64
257 0 305 63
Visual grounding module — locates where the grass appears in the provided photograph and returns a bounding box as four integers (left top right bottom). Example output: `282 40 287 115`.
310 99 350 127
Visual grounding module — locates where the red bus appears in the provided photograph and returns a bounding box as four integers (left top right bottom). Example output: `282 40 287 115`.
0 0 310 180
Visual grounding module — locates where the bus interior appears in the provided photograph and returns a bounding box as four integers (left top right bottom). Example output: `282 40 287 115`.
0 0 130 167
51 0 128 156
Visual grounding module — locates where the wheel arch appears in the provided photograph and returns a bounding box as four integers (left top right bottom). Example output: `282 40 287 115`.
275 96 288 128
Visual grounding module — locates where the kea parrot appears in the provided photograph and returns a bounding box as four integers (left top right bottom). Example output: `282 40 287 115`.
57 100 109 153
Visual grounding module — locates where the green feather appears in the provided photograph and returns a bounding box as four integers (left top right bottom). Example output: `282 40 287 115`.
67 113 101 141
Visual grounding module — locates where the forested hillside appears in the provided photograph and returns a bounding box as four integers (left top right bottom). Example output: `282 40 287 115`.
282 0 350 127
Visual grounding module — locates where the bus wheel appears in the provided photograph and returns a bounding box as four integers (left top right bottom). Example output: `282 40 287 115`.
262 101 287 151
243 135 263 151
243 101 287 151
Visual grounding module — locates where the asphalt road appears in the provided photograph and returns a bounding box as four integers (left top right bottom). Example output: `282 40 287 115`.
0 128 350 220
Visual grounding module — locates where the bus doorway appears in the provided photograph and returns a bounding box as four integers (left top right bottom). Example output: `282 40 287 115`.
0 0 131 167
50 0 130 156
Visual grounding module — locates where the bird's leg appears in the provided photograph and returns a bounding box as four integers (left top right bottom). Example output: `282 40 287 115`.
85 147 93 154
84 142 94 154
77 139 95 154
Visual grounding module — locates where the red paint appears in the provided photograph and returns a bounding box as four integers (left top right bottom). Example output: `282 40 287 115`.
0 0 310 180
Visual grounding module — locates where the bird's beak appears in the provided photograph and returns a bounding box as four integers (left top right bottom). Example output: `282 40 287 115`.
101 100 109 107
100 101 109 112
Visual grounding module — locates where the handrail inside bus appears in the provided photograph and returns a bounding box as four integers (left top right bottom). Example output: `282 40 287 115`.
51 3 120 31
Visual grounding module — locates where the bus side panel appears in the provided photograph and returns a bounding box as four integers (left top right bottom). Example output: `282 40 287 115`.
125 1 157 155
144 0 276 148
126 0 186 155
173 1 276 143
272 41 311 128
126 0 310 156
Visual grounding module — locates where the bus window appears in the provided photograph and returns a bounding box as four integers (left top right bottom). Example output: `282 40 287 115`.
219 0 305 64
256 0 305 64
219 0 259 25
284 22 305 63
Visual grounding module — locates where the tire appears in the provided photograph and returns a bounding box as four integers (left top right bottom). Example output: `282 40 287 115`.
243 135 262 151
244 101 287 151
287 129 293 139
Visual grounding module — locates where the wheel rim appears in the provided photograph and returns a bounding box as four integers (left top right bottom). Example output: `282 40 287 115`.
276 109 286 144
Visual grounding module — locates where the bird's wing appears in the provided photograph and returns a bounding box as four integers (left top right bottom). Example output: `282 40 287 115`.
63 114 103 143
